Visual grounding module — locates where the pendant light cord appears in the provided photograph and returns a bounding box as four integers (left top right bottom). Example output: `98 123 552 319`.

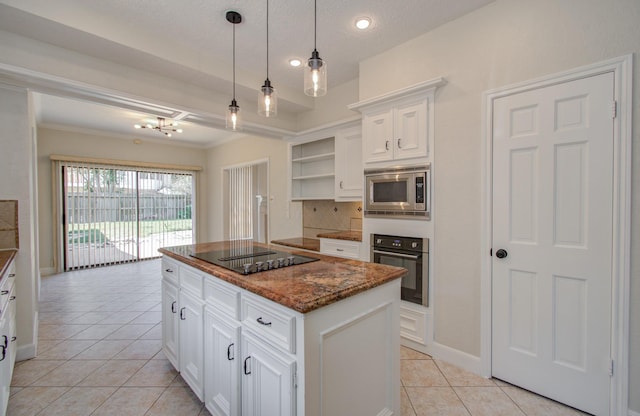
232 22 236 100
314 0 317 50
266 0 269 79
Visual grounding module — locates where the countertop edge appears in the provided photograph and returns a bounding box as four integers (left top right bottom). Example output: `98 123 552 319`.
159 246 405 314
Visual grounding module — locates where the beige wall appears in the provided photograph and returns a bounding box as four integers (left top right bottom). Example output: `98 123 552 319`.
358 0 640 410
36 128 208 272
204 134 302 242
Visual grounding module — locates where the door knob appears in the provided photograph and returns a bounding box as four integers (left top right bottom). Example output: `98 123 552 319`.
495 249 508 259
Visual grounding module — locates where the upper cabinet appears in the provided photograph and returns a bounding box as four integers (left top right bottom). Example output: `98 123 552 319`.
349 77 445 166
288 120 362 201
334 126 362 201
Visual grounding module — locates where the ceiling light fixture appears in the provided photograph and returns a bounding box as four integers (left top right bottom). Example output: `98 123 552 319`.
134 117 182 137
355 17 371 30
258 0 277 117
226 10 242 131
289 59 302 67
304 0 327 97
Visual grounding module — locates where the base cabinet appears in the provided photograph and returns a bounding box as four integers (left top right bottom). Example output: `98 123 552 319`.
163 258 401 416
0 257 16 416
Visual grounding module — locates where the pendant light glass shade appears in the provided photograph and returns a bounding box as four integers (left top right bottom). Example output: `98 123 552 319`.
258 79 277 117
304 0 327 97
304 49 327 97
226 98 241 131
258 0 277 117
226 11 242 131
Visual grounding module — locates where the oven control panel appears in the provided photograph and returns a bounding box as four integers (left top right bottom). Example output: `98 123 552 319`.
371 234 428 253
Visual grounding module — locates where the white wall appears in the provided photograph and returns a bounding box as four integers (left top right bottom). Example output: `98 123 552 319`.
204 134 302 242
0 85 39 360
36 127 209 273
357 0 640 411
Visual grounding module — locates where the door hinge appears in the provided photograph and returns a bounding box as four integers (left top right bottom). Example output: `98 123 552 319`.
609 359 614 376
293 372 298 389
612 101 617 119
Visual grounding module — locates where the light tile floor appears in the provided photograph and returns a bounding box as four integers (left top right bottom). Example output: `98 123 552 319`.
8 259 589 416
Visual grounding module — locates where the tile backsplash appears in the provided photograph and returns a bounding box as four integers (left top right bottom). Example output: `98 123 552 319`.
302 200 362 238
0 200 18 249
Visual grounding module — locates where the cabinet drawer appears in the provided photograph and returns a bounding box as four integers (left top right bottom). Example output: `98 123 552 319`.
242 294 296 354
320 239 361 260
204 277 240 320
180 266 203 298
162 258 179 284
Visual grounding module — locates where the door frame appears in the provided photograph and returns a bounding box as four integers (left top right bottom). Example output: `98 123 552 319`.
480 55 632 415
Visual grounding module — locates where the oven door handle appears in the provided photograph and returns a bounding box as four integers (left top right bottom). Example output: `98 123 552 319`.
372 250 421 260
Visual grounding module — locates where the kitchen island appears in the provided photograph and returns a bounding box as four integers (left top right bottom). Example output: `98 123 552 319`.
159 241 405 416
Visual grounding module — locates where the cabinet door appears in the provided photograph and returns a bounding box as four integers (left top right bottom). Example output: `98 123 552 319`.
363 108 394 163
179 290 205 401
394 99 427 160
204 307 241 416
335 126 363 200
241 332 296 416
0 313 9 416
161 280 180 370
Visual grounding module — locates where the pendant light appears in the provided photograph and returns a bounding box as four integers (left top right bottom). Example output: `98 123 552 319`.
226 11 242 131
304 0 327 97
258 0 277 117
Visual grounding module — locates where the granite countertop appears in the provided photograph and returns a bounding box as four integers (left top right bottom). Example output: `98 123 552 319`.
159 241 406 314
316 230 363 242
270 237 320 252
0 249 17 279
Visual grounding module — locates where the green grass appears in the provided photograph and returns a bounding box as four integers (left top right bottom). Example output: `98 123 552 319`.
68 219 192 243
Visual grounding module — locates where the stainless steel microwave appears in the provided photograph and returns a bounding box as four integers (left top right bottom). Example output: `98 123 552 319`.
364 165 430 220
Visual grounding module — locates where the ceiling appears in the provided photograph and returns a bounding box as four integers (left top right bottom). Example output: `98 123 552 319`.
0 0 494 147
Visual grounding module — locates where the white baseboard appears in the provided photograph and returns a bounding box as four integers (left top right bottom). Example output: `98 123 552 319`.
40 267 56 276
427 341 483 376
628 409 640 416
16 311 38 361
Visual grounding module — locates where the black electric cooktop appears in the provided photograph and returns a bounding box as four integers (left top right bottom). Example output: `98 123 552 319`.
189 246 319 275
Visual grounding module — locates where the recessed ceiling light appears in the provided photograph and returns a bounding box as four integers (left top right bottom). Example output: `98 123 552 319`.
289 58 302 67
355 17 371 30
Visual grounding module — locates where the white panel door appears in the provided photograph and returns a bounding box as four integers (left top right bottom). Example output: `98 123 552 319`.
492 72 614 415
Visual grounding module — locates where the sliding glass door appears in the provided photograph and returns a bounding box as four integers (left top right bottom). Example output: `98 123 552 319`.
62 163 194 270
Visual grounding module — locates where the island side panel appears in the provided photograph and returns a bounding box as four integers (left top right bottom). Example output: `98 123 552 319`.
303 279 401 416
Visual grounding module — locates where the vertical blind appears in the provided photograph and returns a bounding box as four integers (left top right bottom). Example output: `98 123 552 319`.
61 161 194 270
228 165 253 241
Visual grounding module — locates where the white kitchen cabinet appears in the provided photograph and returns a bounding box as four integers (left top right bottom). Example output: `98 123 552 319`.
241 330 296 416
334 126 362 200
362 97 428 163
349 77 445 166
290 137 335 200
161 258 205 401
319 238 362 260
161 279 180 369
204 306 241 416
0 257 16 416
163 256 401 416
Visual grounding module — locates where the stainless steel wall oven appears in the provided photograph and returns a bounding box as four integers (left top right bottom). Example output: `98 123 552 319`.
371 234 429 306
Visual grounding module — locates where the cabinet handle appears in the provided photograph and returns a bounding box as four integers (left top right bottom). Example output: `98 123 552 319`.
227 343 234 361
171 301 177 314
8 274 14 278
0 291 8 295
9 296 15 301
256 317 272 326
10 337 16 342
385 140 390 151
336 248 344 252
243 356 251 375
0 346 5 362
397 138 402 149
339 180 344 189
1 335 6 348
165 268 174 273
180 307 186 320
